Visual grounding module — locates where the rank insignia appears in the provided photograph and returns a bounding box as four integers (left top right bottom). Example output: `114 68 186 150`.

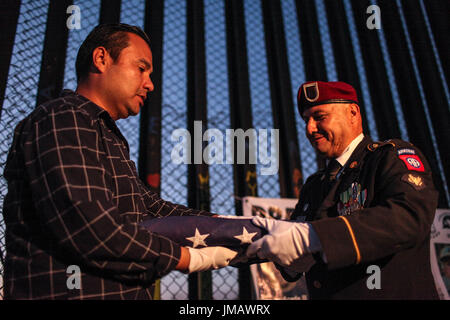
337 182 367 216
398 154 424 172
401 173 425 190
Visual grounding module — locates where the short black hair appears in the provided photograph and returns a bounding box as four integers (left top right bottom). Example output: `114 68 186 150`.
75 23 151 82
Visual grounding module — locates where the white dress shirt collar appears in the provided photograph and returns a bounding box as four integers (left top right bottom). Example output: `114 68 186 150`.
334 133 365 167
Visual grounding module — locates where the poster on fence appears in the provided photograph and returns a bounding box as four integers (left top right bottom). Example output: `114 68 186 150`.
242 196 309 300
430 208 450 300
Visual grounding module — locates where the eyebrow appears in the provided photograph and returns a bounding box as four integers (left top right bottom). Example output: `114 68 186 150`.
302 110 328 121
305 110 327 117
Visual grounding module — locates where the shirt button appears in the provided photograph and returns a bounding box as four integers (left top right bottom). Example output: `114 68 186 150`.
313 280 322 289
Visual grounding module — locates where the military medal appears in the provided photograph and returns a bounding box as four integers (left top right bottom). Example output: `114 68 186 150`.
337 182 367 216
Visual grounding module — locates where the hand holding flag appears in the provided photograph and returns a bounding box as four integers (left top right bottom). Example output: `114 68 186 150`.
139 215 268 268
246 217 321 273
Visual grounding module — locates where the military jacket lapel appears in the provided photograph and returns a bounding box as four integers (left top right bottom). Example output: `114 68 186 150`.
310 136 373 220
335 136 373 216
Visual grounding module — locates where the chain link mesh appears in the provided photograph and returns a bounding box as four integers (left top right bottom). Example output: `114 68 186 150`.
63 0 100 91
395 0 450 205
281 0 318 180
0 0 50 299
315 0 338 81
244 0 280 199
204 0 239 300
116 0 146 164
159 0 189 300
343 0 378 141
371 0 408 141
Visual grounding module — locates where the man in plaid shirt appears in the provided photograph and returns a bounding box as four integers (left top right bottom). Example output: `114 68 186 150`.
2 24 237 299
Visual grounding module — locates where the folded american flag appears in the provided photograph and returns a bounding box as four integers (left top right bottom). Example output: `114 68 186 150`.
140 215 267 265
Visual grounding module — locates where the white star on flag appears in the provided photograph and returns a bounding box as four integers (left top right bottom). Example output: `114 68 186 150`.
186 228 209 248
234 227 257 244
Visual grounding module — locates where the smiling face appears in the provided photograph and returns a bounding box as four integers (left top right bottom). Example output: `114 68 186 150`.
101 33 154 119
302 103 362 159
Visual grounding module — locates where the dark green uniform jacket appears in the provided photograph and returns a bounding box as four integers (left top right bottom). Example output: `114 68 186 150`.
291 136 439 299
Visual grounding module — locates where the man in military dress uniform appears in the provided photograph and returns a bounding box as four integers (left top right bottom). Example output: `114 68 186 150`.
248 81 439 299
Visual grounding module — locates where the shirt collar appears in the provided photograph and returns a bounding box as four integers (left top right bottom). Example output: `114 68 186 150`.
61 89 110 120
60 89 130 152
335 133 365 167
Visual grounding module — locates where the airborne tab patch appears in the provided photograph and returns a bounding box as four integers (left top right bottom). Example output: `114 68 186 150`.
397 148 416 156
398 154 424 172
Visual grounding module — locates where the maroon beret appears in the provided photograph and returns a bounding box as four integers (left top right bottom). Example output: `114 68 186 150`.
297 81 359 115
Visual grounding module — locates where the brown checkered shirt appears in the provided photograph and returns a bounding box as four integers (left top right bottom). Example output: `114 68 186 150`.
2 90 212 299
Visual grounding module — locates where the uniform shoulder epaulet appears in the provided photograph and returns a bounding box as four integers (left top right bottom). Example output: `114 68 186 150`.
367 140 393 151
367 139 412 152
367 138 426 174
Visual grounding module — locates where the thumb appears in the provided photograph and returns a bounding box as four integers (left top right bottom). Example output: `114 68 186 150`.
219 247 239 261
212 247 238 269
246 237 264 258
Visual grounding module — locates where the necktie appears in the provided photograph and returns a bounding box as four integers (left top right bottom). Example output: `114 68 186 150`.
326 159 342 182
322 159 342 197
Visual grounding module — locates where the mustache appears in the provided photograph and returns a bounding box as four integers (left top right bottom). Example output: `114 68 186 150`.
136 90 148 97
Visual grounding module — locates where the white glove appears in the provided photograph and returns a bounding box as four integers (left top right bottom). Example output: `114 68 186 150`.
187 246 238 273
246 217 322 273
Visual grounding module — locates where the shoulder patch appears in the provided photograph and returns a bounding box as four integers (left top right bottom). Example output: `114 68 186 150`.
401 173 425 190
398 154 424 172
397 148 416 156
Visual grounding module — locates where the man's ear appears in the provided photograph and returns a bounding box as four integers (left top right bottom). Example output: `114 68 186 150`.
349 103 360 122
349 103 359 116
91 47 110 73
349 103 363 131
